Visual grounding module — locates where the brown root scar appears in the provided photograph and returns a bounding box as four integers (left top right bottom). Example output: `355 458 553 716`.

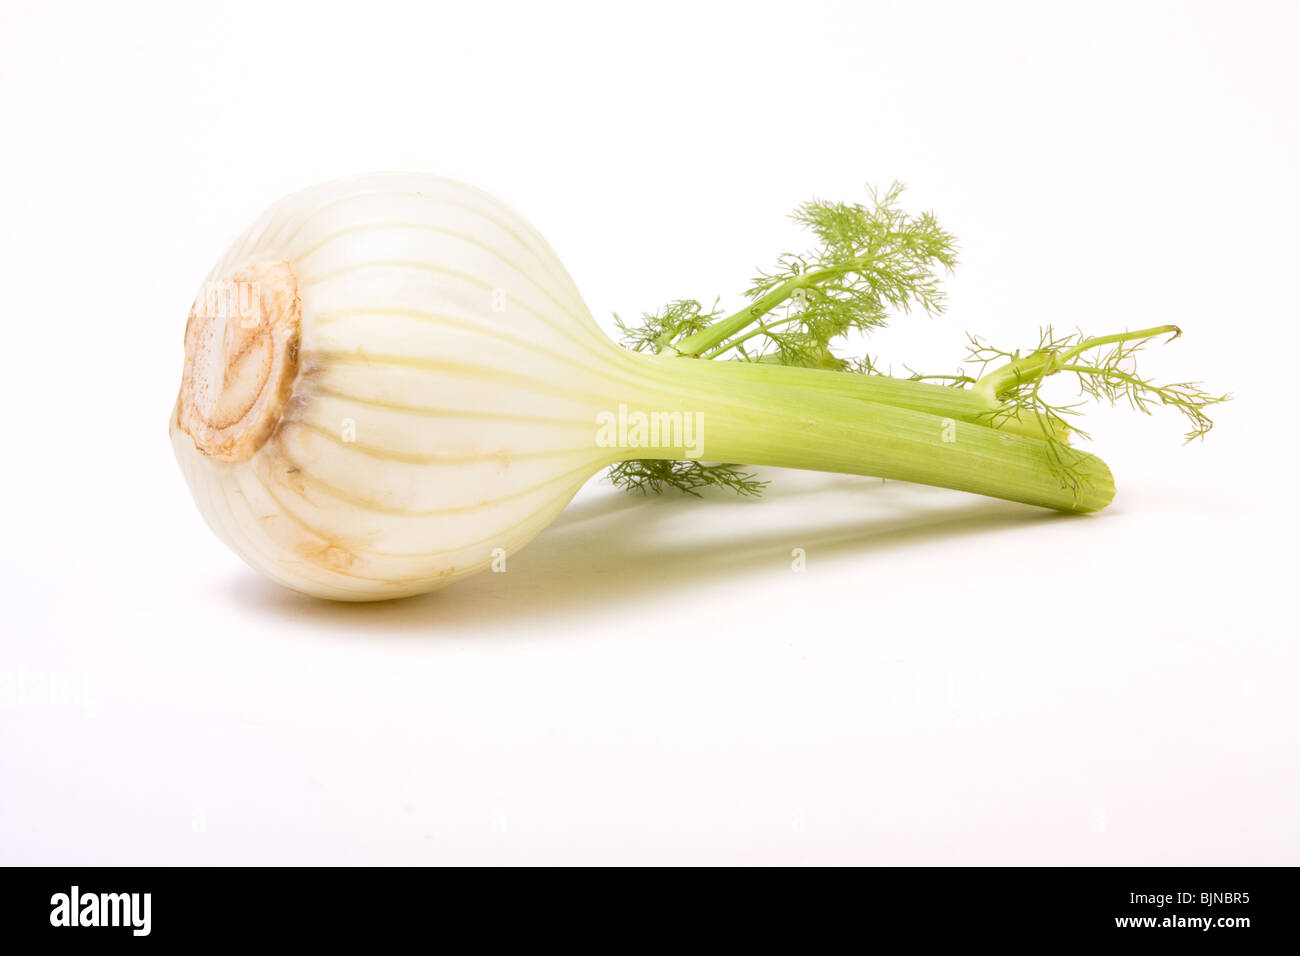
176 261 301 461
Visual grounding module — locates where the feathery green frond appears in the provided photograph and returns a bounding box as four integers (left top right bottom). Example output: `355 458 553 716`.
607 184 1224 500
683 182 958 366
607 459 767 497
614 299 722 354
968 325 1230 497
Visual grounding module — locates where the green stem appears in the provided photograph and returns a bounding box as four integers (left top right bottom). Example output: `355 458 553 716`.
651 358 1052 441
971 350 1056 406
667 279 804 357
973 324 1181 404
1057 325 1180 364
668 258 874 357
699 314 802 359
908 374 976 384
619 354 1114 513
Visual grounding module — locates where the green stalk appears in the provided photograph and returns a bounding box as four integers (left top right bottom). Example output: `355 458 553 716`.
972 324 1181 404
667 258 874 358
667 276 808 357
657 357 1055 438
619 354 1114 513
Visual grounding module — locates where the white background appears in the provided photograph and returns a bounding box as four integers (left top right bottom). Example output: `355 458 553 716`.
1 0 1296 865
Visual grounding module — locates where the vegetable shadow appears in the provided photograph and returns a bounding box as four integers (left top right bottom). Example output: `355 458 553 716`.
225 472 1079 636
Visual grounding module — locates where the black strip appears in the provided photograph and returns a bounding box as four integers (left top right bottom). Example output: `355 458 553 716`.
0 866 1289 945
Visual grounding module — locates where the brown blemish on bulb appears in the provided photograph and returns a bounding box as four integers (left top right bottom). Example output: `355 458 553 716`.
300 543 356 571
175 260 301 461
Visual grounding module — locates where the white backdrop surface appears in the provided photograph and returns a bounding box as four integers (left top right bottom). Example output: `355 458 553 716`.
0 0 1295 864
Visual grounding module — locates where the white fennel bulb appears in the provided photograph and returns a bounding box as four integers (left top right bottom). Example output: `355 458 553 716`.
173 172 1131 601
172 172 653 600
